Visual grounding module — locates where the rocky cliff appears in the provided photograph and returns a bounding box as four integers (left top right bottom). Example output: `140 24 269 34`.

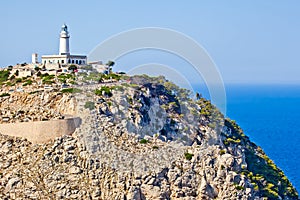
0 75 298 199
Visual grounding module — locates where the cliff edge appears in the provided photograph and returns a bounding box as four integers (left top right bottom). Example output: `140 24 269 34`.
0 74 298 200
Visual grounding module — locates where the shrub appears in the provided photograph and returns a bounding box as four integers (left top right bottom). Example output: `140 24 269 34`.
6 82 14 86
9 75 15 80
224 138 241 145
106 73 120 81
15 78 22 83
184 152 194 161
84 101 95 110
43 80 55 84
23 79 33 86
219 149 226 155
107 101 112 107
140 139 148 144
61 88 82 93
42 74 55 84
68 65 78 71
234 184 244 191
69 80 77 85
0 93 10 97
95 86 112 97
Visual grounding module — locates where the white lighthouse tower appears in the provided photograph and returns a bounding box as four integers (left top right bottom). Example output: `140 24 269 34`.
42 24 86 66
59 24 70 55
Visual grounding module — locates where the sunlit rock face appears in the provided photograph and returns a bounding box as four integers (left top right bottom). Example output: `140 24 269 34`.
0 75 298 199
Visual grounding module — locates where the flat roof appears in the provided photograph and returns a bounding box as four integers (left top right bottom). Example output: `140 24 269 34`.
42 54 87 58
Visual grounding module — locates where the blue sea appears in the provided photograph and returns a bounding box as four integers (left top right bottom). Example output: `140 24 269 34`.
224 84 300 192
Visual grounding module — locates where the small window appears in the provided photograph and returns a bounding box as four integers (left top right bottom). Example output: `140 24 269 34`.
62 60 64 64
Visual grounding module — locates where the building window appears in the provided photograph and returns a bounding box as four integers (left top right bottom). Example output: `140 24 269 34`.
72 60 74 64
83 60 85 64
68 59 71 64
62 60 64 64
79 60 82 65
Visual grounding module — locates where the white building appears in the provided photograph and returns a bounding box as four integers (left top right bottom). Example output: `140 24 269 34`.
42 24 87 66
32 53 38 64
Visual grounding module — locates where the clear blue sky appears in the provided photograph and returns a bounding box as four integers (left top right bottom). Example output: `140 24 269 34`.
1 0 300 84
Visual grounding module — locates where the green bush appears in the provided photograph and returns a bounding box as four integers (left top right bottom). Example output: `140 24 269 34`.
105 73 120 81
9 75 15 80
0 93 10 97
95 86 112 97
224 138 241 145
68 65 78 71
23 79 33 86
6 82 14 86
107 101 112 107
58 73 75 83
219 149 226 155
84 101 95 110
42 74 55 84
140 139 148 144
61 88 82 93
184 152 194 161
234 184 244 191
15 78 22 83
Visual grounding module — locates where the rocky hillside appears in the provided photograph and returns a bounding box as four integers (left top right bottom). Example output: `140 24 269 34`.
0 91 77 123
0 75 298 199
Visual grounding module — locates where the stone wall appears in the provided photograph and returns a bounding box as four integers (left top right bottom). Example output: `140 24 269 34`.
0 117 81 143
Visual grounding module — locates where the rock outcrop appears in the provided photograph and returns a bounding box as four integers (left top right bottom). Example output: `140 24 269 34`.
0 75 298 199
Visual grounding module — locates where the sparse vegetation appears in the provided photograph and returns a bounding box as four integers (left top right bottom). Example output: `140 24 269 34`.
61 88 82 93
95 86 113 97
223 119 299 199
58 73 75 83
140 139 148 144
84 101 95 110
23 79 33 86
0 70 10 83
184 152 194 161
68 65 78 72
219 149 226 155
234 183 244 191
0 93 10 97
42 74 55 85
15 78 22 83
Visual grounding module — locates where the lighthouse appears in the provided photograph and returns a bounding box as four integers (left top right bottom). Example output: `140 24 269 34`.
59 24 70 55
42 24 87 66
